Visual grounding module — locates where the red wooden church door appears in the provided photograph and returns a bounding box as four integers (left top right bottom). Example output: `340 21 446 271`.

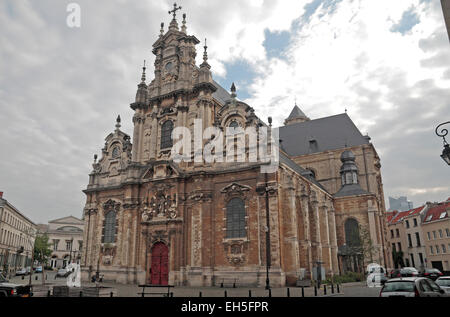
150 243 169 285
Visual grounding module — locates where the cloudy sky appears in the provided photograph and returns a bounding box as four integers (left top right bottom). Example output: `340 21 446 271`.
0 0 449 223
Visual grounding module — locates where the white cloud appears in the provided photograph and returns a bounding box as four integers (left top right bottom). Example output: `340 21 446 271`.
0 0 449 222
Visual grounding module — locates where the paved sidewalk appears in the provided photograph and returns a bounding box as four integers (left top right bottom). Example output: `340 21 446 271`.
6 272 367 297
84 282 353 297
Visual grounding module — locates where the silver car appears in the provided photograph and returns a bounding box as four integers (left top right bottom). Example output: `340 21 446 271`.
380 277 446 297
435 277 450 295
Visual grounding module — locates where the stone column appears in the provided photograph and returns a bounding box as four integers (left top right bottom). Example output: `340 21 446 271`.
328 207 339 275
310 194 322 264
320 202 332 275
149 111 158 160
299 190 312 278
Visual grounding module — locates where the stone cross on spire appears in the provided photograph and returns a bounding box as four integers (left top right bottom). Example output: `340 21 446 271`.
168 3 182 20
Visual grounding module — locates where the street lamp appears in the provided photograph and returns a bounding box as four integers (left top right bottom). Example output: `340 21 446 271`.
435 121 450 165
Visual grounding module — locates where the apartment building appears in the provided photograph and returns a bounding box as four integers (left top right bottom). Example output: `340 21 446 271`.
422 199 450 273
0 192 37 274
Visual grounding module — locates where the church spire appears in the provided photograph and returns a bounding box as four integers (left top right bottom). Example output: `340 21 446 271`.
284 102 310 126
131 60 148 107
200 38 210 69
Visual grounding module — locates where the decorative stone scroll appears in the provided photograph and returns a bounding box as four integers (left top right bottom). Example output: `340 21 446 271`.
223 240 247 265
221 183 251 198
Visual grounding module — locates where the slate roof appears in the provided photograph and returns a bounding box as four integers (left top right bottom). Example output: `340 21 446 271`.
287 105 307 120
334 183 369 198
279 113 371 156
212 80 232 105
279 151 329 193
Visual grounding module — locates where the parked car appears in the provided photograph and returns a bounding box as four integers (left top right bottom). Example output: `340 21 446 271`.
56 268 71 278
15 268 30 276
0 274 31 297
366 265 388 287
435 277 450 295
419 268 443 281
390 267 419 278
380 277 446 297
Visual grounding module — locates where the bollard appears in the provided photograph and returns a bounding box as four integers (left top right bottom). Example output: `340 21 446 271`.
22 276 24 280
80 291 83 297
47 290 51 297
46 274 47 280
314 286 317 297
35 275 38 281
331 283 334 294
287 288 290 297
337 284 340 293
233 282 236 288
301 287 305 298
224 290 227 297
220 282 224 288
110 292 114 297
268 288 272 298
324 284 327 296
171 292 174 298
249 290 252 297
54 274 57 280
199 291 202 297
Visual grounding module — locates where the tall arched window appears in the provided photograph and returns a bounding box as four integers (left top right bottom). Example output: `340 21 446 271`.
345 218 361 247
226 198 246 238
161 120 174 149
103 211 116 243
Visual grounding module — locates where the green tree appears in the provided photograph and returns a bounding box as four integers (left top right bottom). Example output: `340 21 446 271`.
357 224 377 268
33 234 52 285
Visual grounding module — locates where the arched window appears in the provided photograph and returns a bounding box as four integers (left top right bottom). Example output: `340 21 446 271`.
161 121 174 149
112 146 120 159
226 198 246 238
103 211 116 243
345 218 361 247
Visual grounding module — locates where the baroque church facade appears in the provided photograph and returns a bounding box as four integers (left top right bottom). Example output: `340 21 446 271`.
80 9 391 286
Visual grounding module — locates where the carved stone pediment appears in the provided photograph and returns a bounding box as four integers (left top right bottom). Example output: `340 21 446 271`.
221 183 251 198
103 200 121 212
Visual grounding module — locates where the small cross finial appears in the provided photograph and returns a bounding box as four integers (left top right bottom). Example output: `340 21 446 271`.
168 3 182 20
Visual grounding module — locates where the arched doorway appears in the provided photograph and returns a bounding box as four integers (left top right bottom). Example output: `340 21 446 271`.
150 243 169 285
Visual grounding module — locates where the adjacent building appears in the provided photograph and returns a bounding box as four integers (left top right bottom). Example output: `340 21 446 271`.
37 216 84 269
386 198 450 274
422 199 450 273
388 196 413 212
0 192 37 274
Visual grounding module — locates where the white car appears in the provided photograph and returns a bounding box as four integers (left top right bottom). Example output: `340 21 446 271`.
380 277 446 297
366 266 388 287
435 277 450 295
